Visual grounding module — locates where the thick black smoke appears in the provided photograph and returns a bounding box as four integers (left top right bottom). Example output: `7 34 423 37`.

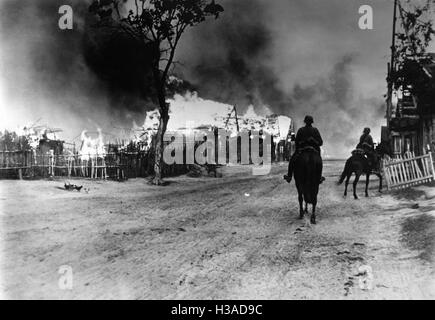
176 0 385 156
83 16 158 112
290 54 385 155
177 0 292 112
1 0 387 156
0 0 159 140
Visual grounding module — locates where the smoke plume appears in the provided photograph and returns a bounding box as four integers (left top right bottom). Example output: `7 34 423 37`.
0 0 157 142
0 0 390 156
177 0 387 156
176 0 292 113
289 54 385 155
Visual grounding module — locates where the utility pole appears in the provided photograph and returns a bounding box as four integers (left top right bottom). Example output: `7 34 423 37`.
225 105 240 132
387 0 398 125
233 105 240 133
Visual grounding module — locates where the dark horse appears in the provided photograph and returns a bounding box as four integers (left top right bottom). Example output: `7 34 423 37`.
337 150 383 199
294 147 322 224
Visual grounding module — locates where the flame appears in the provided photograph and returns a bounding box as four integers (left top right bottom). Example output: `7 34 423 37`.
133 91 294 149
17 125 61 150
167 92 233 130
79 128 106 160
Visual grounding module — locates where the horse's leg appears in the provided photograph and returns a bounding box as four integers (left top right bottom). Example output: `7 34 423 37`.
344 174 351 197
311 200 317 224
298 191 304 219
365 173 370 197
378 173 383 193
305 202 308 213
353 173 360 200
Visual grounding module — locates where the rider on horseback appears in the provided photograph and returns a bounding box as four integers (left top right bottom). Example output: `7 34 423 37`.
284 115 325 184
356 127 376 168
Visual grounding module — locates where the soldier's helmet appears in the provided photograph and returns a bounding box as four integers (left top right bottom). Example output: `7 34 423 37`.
304 115 314 124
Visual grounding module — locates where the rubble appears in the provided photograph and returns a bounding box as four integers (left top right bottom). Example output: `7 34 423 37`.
64 182 83 192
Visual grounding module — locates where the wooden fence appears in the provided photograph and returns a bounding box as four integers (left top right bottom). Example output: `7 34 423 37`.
0 136 299 180
383 151 435 190
0 150 188 180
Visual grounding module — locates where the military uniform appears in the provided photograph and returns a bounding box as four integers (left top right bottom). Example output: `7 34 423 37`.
357 129 376 169
285 116 324 183
357 133 374 151
295 126 323 153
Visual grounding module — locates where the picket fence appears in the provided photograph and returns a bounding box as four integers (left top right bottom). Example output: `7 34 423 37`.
382 151 435 190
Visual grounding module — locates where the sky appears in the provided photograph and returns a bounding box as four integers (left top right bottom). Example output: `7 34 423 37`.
0 0 432 157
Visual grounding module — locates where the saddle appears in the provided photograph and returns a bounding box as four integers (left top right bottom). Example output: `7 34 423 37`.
351 149 380 171
351 148 365 156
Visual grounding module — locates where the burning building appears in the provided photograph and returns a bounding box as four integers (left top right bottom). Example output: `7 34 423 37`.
78 129 106 160
133 92 296 161
19 125 65 154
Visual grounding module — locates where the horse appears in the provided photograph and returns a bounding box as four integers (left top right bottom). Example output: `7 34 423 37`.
337 149 382 199
294 147 322 224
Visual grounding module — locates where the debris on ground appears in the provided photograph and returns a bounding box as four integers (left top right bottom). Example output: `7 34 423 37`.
150 228 172 234
353 243 366 247
64 182 83 192
355 265 374 290
186 165 205 178
344 277 355 296
337 250 351 255
186 164 223 178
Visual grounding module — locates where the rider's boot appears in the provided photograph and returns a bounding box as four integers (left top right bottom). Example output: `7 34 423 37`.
319 160 325 184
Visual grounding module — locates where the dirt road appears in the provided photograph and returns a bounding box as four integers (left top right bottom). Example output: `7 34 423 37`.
0 161 434 299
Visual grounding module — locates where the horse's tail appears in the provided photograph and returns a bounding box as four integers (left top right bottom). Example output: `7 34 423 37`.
338 158 352 185
302 152 319 204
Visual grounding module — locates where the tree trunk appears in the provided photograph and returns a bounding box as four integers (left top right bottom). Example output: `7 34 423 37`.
151 61 170 184
151 54 171 185
152 108 169 185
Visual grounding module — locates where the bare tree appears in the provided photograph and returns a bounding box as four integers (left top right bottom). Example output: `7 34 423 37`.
390 0 435 94
395 0 435 65
89 0 223 185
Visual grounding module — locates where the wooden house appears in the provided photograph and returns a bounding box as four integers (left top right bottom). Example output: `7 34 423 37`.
384 53 435 156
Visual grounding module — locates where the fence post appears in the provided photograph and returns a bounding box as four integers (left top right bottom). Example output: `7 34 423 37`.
429 152 435 180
